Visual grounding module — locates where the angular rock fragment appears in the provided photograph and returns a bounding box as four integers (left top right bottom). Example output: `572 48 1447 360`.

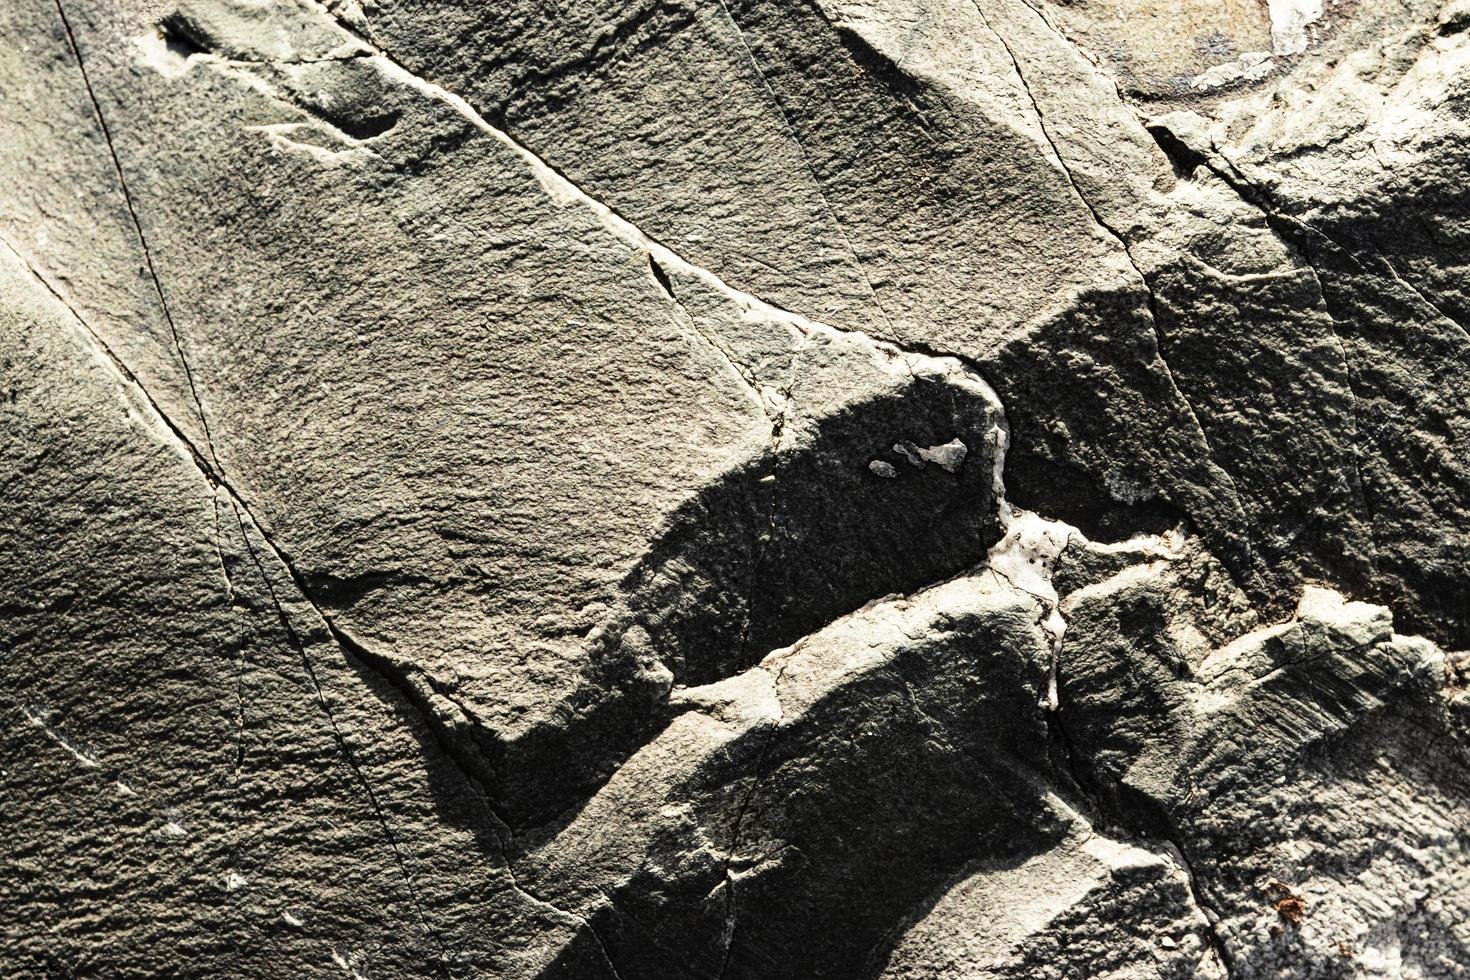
1057 540 1470 975
522 573 1061 979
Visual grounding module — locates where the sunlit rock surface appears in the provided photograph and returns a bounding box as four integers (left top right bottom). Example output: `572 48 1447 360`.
2 1 1467 976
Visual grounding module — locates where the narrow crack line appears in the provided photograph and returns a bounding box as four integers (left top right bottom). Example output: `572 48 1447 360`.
320 623 632 979
1164 832 1238 978
321 0 385 47
1292 253 1380 561
971 1 1248 532
1045 686 1103 817
0 231 451 975
524 892 627 980
322 627 507 826
0 234 243 606
11 191 728 980
645 253 769 414
715 660 789 980
199 52 374 68
54 0 218 462
1014 0 1102 70
1189 148 1382 564
1361 240 1470 342
228 500 453 976
1203 140 1466 340
735 339 800 670
737 451 781 666
642 249 793 675
208 486 236 601
294 0 977 388
215 492 249 781
712 0 896 333
1046 649 1237 978
587 923 629 980
494 859 629 980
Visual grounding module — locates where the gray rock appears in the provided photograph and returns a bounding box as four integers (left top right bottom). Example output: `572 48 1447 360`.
2 0 1467 977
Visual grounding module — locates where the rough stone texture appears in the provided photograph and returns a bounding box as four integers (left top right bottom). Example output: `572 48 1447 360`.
1 0 1467 977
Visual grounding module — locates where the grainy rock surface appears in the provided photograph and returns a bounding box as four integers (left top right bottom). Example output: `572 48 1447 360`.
1 0 1467 977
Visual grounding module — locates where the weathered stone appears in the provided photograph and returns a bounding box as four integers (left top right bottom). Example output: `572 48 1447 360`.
2 0 1467 977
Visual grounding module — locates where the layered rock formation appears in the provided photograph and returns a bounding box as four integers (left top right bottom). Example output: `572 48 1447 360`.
1 0 1467 976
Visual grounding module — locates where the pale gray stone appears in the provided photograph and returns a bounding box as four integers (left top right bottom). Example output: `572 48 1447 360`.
1 1 1467 977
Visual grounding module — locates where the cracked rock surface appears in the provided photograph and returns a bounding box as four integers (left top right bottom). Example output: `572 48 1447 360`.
1 0 1468 977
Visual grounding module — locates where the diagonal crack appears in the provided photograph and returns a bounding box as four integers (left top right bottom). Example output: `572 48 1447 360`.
1164 139 1390 571
714 658 790 980
54 0 217 461
641 253 799 679
291 0 959 384
0 231 454 976
1199 134 1470 346
35 15 648 961
228 502 453 975
1366 246 1470 340
999 0 1382 590
712 0 896 333
970 0 1250 546
645 253 774 414
1162 833 1238 977
1148 113 1468 346
1014 0 1100 70
1046 637 1239 978
324 624 631 980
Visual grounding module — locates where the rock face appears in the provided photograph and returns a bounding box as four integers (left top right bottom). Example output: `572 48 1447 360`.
1 0 1468 976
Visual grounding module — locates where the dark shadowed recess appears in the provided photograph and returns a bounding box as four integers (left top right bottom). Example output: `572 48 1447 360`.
543 607 1065 980
986 287 1235 555
488 369 1005 833
1284 225 1470 648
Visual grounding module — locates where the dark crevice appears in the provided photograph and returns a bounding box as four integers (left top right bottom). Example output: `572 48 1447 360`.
646 253 676 300
825 19 925 104
1144 121 1213 179
158 7 373 67
157 11 210 59
1048 686 1238 977
315 106 401 141
156 10 396 147
1162 828 1239 977
997 412 1195 544
1190 127 1468 347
